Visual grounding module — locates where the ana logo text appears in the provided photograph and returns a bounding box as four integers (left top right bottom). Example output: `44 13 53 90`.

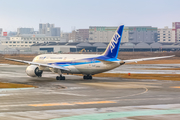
110 32 121 53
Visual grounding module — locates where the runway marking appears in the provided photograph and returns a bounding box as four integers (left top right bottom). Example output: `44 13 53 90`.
0 87 35 92
29 101 116 107
30 103 74 107
171 86 180 88
73 101 116 105
51 109 180 120
115 87 148 99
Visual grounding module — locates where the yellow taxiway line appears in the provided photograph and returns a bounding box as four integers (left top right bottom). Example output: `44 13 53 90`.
29 101 116 107
171 86 180 88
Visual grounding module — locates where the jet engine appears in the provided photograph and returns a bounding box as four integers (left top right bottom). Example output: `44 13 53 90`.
26 65 43 77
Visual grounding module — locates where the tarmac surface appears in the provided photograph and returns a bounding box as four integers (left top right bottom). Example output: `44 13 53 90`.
0 64 180 120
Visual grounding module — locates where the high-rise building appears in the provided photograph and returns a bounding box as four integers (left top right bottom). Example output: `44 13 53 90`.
172 22 180 42
61 32 69 42
17 28 34 35
89 26 157 43
158 22 180 43
69 29 89 42
46 27 60 36
39 23 60 36
157 26 173 42
78 29 89 41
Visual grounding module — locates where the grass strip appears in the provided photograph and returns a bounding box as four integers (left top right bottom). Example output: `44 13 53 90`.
0 82 36 88
93 73 180 81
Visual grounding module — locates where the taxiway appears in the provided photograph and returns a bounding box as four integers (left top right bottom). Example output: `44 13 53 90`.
0 64 180 119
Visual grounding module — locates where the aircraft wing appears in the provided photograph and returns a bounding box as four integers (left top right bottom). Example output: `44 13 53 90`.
5 58 69 71
123 55 175 63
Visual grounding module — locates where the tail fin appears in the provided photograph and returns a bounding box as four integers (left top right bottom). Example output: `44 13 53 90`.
102 25 124 58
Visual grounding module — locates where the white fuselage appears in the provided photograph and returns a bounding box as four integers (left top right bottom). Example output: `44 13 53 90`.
32 54 121 75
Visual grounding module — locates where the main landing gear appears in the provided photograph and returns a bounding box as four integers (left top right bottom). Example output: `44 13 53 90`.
83 75 92 80
56 75 65 80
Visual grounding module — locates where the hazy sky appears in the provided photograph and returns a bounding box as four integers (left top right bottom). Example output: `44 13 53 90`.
0 0 180 32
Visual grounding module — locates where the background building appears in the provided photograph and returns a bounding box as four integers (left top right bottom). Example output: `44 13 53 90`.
61 32 69 42
158 22 180 43
157 26 174 43
39 23 60 36
1 35 65 48
17 28 34 35
0 28 2 36
89 26 157 43
172 22 180 42
77 29 89 41
69 29 89 42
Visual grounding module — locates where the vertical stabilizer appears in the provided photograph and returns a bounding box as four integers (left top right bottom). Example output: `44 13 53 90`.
102 25 124 58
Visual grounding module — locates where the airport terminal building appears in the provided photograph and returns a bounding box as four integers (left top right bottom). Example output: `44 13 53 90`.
31 42 180 53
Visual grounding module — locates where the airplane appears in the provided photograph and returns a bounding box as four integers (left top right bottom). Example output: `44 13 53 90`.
6 25 174 80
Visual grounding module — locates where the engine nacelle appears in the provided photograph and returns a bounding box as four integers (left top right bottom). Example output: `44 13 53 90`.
26 65 43 77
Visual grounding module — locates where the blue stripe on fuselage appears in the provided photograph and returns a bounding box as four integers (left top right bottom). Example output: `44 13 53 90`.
47 56 121 67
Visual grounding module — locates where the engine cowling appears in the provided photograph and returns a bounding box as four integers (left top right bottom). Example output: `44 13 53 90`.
26 65 43 77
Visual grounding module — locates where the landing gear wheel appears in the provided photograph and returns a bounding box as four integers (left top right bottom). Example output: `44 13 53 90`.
83 75 92 80
56 76 65 80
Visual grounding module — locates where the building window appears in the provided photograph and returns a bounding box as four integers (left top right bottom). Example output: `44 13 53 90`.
163 39 166 41
168 40 171 41
17 41 20 43
13 41 16 43
21 41 23 43
9 42 12 43
6 42 8 43
25 42 28 43
29 42 32 43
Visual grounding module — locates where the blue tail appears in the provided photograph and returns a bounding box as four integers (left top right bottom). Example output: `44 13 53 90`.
102 25 124 58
